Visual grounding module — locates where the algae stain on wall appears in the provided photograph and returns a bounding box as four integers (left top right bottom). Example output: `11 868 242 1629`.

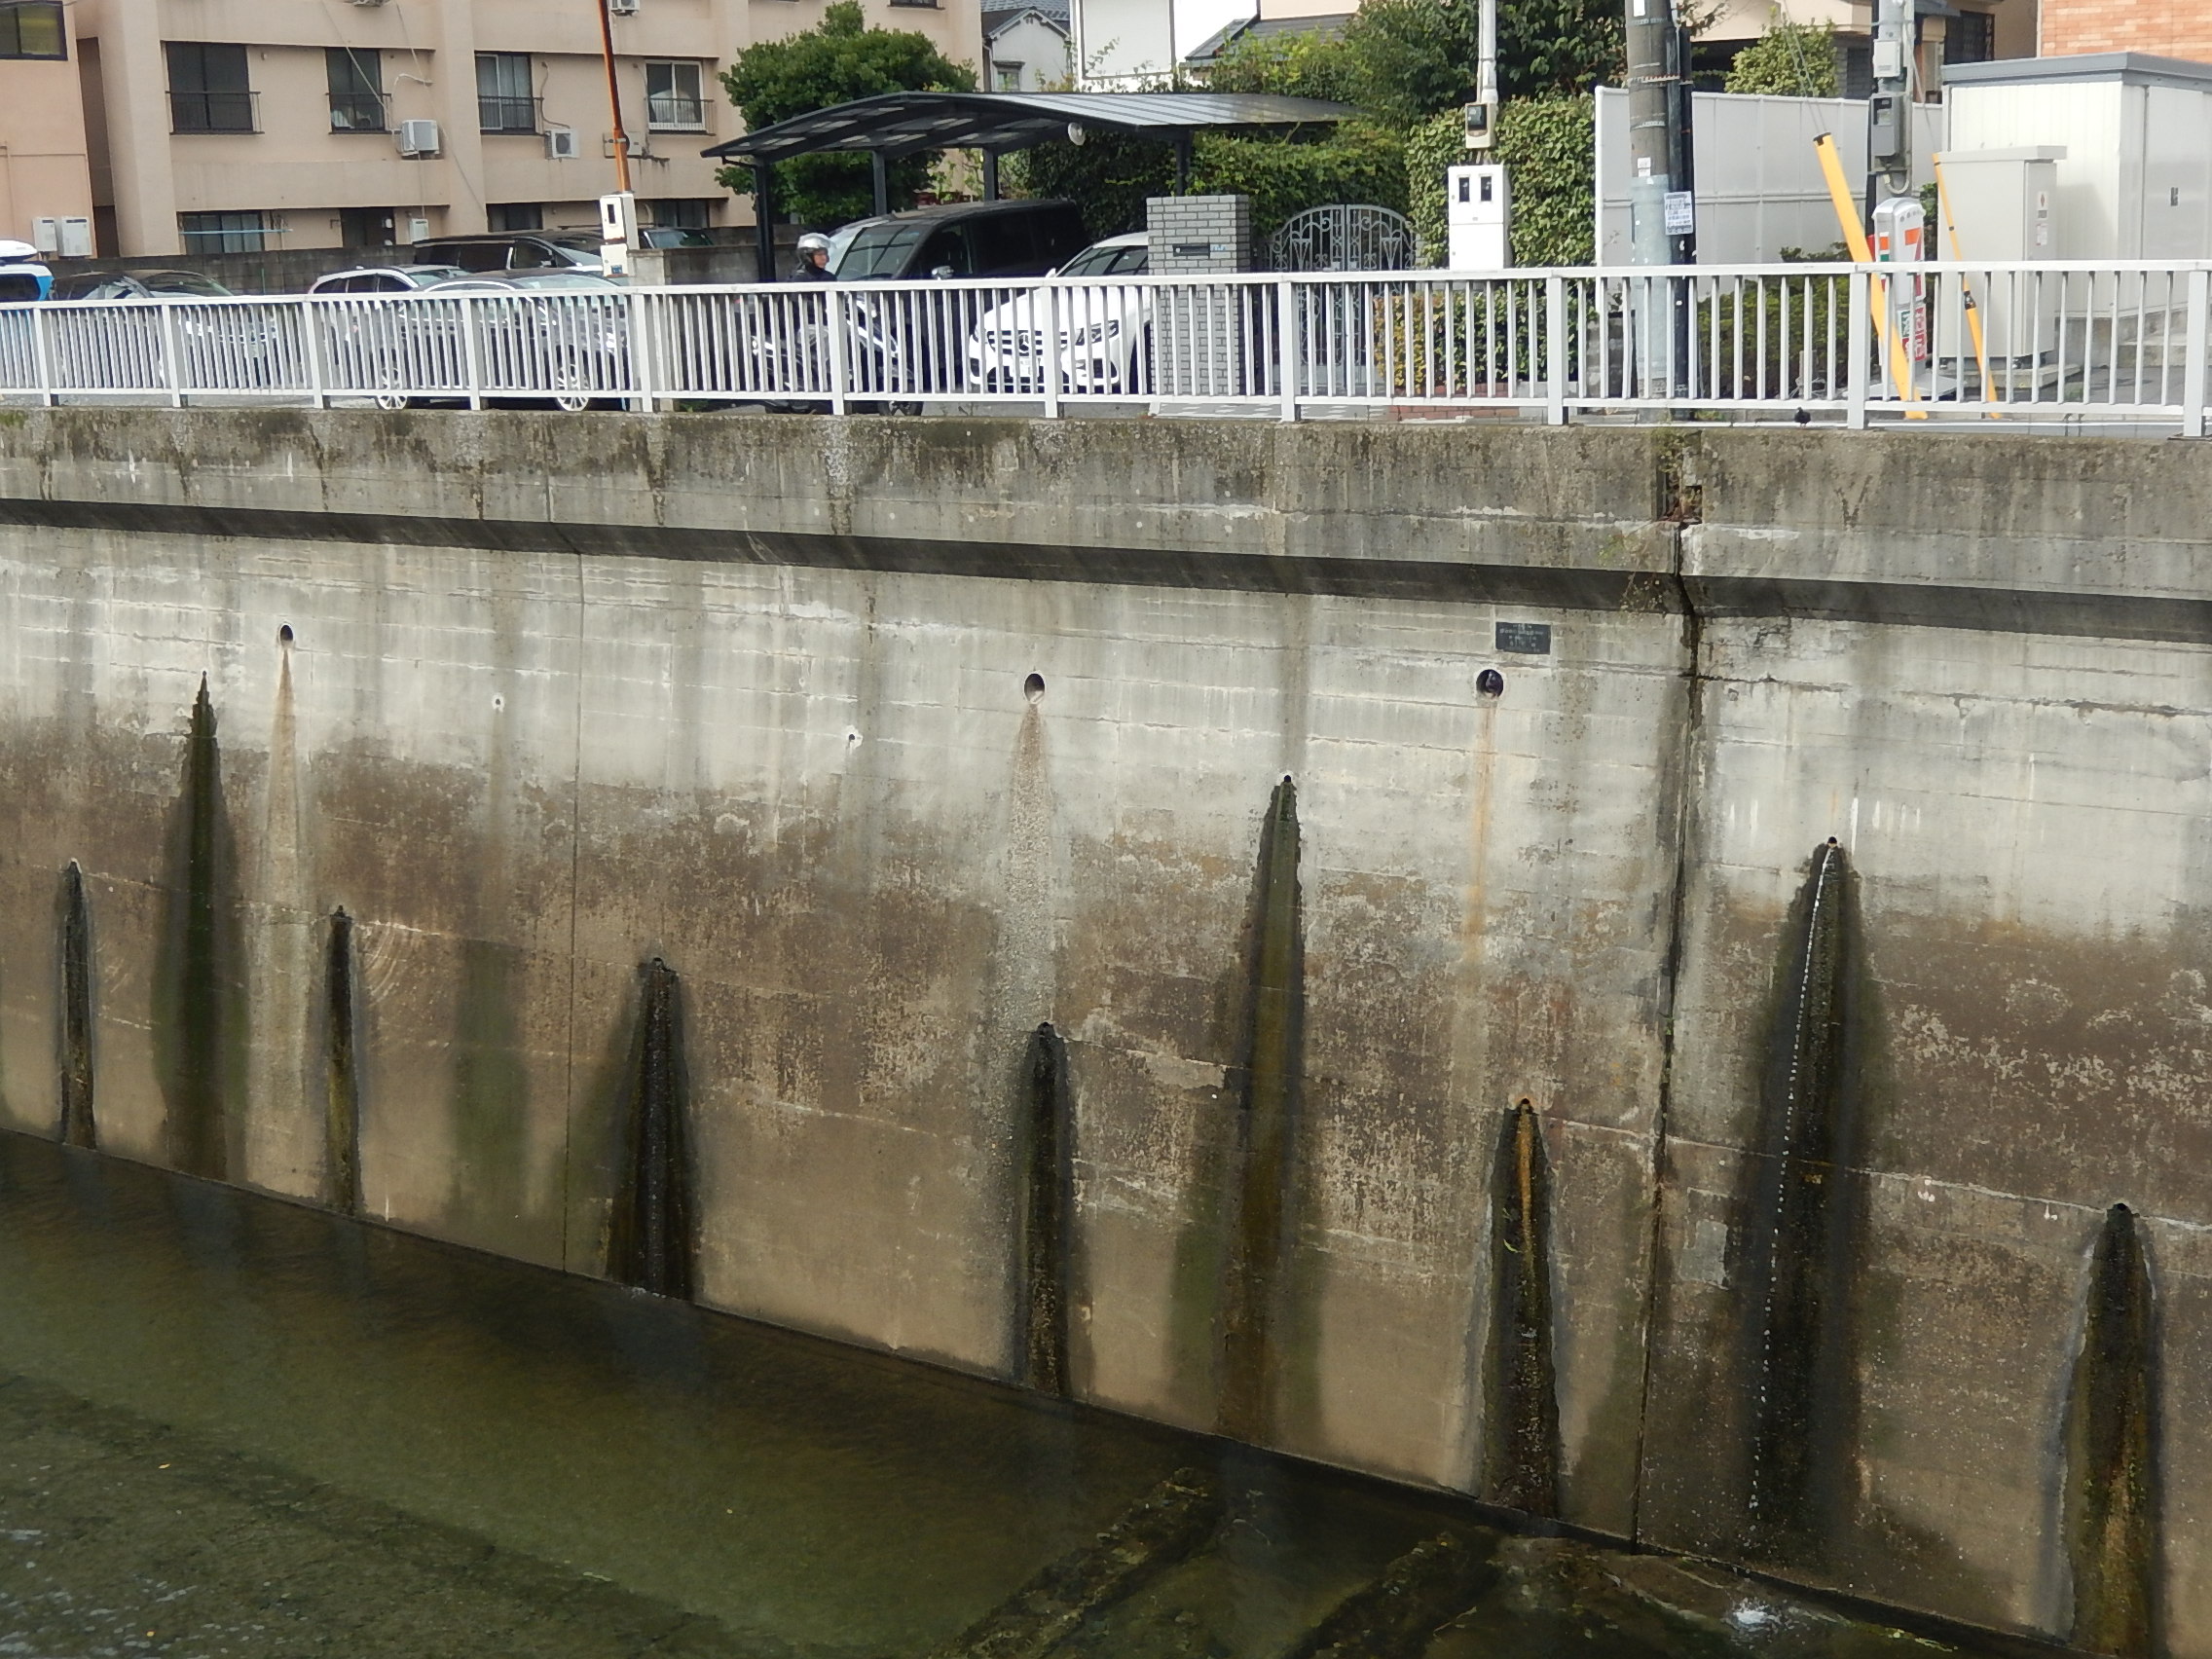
152 678 246 1182
2063 1202 2161 1659
56 861 95 1150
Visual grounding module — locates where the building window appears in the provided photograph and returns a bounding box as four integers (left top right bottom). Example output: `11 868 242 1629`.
992 59 1023 90
1945 10 1996 66
645 61 707 129
488 203 543 232
0 3 65 60
328 48 386 131
477 53 536 133
650 199 712 229
167 42 255 133
179 210 278 253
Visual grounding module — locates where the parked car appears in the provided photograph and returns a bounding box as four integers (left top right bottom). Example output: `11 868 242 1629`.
0 239 51 302
409 233 605 276
829 200 1087 282
966 232 1154 395
640 227 714 250
331 271 630 410
52 269 238 302
309 265 467 295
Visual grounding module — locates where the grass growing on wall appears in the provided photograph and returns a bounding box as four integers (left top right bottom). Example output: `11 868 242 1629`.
1407 96 1597 268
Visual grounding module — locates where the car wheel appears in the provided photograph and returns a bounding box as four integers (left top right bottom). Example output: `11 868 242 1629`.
888 400 923 417
372 367 413 412
553 389 596 413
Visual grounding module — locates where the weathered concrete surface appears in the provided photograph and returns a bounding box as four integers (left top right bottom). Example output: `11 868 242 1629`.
0 411 2207 1651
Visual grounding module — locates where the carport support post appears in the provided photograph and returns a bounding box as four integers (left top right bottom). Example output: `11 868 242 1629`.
871 151 891 216
754 160 778 282
981 150 1000 201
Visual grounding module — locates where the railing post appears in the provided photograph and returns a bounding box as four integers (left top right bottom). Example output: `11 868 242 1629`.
159 301 184 407
1276 277 1299 423
630 290 656 414
461 294 485 411
2183 268 2209 438
1042 281 1062 419
1846 268 1870 431
30 305 54 408
825 288 850 417
303 297 327 410
1544 274 1567 425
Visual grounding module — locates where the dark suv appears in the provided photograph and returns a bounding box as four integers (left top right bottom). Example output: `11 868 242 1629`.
409 233 604 275
830 200 1087 281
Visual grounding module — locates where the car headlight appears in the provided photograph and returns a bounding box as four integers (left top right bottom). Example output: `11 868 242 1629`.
1073 318 1123 345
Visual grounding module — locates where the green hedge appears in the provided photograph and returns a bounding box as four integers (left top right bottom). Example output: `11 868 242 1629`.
1407 95 1594 267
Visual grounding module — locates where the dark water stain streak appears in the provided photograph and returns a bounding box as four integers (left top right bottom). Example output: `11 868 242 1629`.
2064 1202 2160 1659
56 861 94 1150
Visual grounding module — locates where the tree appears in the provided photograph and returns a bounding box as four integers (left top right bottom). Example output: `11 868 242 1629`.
1339 0 1622 127
718 2 976 229
1723 18 1839 97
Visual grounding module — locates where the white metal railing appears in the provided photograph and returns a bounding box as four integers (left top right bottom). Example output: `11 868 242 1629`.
2 262 2207 431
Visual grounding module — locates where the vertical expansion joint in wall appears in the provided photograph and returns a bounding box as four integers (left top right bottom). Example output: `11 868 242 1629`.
1626 442 1706 1546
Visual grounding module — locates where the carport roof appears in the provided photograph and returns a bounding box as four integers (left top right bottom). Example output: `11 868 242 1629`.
701 91 1354 162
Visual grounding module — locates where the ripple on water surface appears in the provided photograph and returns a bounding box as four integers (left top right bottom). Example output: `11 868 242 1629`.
0 1133 2037 1659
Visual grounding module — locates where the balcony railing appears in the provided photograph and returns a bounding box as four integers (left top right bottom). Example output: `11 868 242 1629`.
169 89 258 135
478 93 539 134
646 93 708 130
329 92 389 133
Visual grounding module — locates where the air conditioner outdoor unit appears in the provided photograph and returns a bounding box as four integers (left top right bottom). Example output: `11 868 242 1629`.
546 127 579 160
609 0 640 14
395 119 441 157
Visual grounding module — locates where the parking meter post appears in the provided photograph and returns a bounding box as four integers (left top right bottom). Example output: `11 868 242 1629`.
1042 281 1062 418
826 289 850 416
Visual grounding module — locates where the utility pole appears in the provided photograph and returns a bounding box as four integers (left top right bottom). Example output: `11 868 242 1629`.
596 0 638 277
1625 0 1694 393
1865 0 1912 211
598 0 634 196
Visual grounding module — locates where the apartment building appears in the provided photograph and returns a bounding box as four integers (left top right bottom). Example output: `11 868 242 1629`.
58 0 978 259
2039 0 2212 59
1697 0 2036 95
0 3 94 253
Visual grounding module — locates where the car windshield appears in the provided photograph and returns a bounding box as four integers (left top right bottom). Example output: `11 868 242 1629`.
503 272 621 290
545 240 602 267
407 267 468 285
1061 242 1150 276
832 223 923 279
142 273 234 297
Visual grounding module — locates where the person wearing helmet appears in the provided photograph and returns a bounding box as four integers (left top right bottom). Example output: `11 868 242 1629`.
793 233 833 281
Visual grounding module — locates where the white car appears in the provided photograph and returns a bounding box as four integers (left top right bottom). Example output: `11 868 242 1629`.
966 232 1152 396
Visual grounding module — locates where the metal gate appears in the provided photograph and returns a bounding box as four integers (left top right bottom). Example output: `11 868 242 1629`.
1269 205 1419 274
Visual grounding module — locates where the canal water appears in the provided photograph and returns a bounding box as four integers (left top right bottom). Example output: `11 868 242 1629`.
0 1132 2015 1659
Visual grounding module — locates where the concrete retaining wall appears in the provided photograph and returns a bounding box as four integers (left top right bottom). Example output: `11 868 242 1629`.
0 409 2203 1649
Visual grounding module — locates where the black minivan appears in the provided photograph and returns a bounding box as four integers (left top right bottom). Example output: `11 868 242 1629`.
830 199 1087 280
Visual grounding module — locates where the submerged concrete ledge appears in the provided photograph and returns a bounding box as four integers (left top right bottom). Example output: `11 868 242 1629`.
0 409 2206 1654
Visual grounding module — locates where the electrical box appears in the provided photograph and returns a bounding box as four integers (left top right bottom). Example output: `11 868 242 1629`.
599 191 638 277
1933 146 2066 368
1462 100 1495 152
33 216 90 257
1446 164 1511 271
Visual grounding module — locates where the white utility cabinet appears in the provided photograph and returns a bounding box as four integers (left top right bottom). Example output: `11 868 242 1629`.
1446 164 1511 270
1944 52 2212 260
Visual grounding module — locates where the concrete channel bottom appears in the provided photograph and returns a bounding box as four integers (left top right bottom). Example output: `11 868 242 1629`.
0 1132 2036 1659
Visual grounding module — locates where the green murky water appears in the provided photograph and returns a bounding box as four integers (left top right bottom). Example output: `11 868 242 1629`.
0 1133 2018 1659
